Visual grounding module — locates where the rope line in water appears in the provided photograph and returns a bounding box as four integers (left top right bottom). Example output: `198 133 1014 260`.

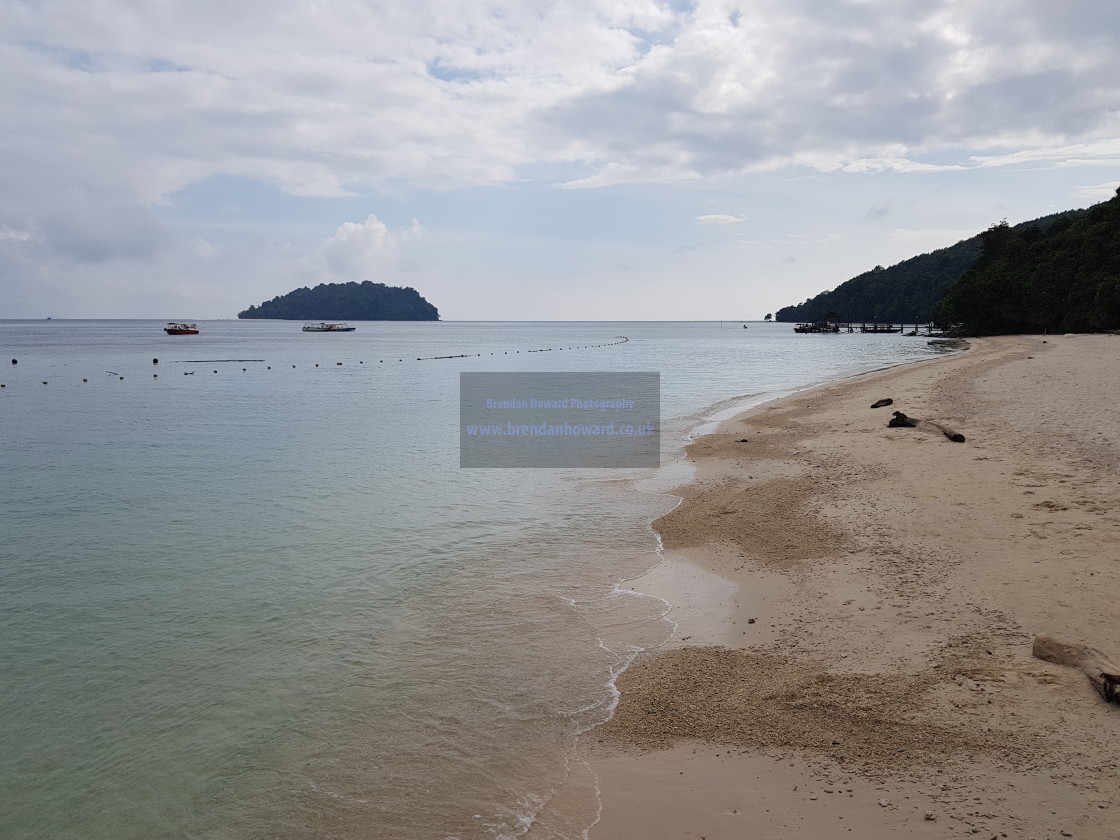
1 337 630 388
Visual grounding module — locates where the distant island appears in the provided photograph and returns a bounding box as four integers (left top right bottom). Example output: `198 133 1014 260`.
776 208 1087 326
238 281 440 321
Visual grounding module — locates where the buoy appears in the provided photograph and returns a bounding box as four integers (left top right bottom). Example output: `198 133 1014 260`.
267 366 271 369
10 359 16 364
153 374 158 378
152 358 159 364
315 363 319 367
213 370 217 373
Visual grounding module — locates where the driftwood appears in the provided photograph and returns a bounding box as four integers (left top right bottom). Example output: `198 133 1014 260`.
871 398 894 408
927 421 966 443
1032 635 1120 704
887 411 966 442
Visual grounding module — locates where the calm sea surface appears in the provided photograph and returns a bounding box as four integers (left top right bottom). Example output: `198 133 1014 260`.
0 320 941 839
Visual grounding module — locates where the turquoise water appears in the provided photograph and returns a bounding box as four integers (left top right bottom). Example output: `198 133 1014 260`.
0 320 939 839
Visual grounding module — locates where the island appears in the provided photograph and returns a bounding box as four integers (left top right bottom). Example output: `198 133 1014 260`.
775 206 1092 327
238 281 439 321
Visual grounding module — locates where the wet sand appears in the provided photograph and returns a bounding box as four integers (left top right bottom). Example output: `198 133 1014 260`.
591 334 1120 840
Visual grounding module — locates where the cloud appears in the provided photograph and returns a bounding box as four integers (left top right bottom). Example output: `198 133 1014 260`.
540 0 1120 185
697 213 745 224
970 138 1120 169
0 226 31 242
667 242 700 256
5 0 1118 206
1071 181 1120 201
3 1 1120 317
324 215 423 277
865 200 896 222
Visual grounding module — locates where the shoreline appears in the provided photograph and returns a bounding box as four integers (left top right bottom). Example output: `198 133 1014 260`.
616 340 977 656
589 334 1120 839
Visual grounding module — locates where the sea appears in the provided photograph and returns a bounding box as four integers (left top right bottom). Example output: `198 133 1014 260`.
0 320 942 840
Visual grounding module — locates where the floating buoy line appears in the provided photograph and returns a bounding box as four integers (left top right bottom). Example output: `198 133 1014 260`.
0 337 629 389
414 336 627 361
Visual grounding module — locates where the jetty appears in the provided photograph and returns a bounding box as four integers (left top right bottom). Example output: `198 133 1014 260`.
794 319 943 335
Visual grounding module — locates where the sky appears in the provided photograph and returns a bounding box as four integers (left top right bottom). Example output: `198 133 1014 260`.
2 0 1119 321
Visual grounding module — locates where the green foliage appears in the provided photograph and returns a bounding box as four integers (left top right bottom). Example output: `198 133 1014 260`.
775 210 1086 324
934 189 1120 334
238 281 440 321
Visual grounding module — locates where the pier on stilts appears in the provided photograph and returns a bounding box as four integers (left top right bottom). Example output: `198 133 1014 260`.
792 319 944 336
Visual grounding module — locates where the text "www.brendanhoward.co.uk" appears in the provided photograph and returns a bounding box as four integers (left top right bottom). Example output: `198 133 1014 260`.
464 421 655 437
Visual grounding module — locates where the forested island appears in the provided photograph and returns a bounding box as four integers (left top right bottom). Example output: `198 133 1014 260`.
935 188 1120 334
238 281 439 321
776 208 1087 326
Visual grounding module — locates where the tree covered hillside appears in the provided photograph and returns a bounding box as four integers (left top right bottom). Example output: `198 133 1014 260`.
238 281 439 321
776 210 1085 324
934 188 1120 334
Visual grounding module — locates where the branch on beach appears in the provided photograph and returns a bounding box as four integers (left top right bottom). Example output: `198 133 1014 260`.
1032 635 1120 705
887 411 966 442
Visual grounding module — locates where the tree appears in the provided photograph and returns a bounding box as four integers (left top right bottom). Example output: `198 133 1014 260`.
934 193 1120 334
774 209 1086 324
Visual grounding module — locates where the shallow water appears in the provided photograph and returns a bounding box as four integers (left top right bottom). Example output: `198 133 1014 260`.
0 320 939 839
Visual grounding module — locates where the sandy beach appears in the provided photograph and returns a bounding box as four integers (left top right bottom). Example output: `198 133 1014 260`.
590 334 1120 840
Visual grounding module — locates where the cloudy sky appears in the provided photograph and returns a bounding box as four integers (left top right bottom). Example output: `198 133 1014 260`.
2 0 1119 320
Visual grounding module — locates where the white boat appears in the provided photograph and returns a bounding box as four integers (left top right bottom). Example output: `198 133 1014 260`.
302 322 356 332
164 322 199 335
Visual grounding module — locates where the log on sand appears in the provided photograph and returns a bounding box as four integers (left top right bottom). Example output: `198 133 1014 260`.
887 411 966 442
1033 635 1120 704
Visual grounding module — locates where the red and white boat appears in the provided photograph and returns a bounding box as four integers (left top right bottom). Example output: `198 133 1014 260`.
164 322 199 335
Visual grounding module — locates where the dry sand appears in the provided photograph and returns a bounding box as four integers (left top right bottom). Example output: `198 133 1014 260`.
589 335 1120 840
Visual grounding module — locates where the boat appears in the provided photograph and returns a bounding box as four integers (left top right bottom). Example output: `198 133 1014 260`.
164 322 199 335
302 322 356 332
794 320 841 333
